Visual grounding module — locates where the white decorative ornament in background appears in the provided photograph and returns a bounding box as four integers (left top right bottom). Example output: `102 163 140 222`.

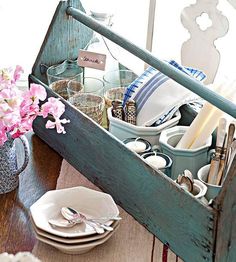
0 252 41 262
181 0 229 84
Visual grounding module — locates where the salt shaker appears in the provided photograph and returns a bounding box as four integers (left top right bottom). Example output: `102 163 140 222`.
125 99 136 125
112 100 124 120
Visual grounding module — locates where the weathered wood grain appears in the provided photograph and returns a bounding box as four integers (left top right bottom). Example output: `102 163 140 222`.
32 0 92 84
30 75 216 262
214 154 236 262
0 133 62 254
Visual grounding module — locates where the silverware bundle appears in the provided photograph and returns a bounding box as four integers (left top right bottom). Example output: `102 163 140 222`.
208 118 235 186
48 207 121 234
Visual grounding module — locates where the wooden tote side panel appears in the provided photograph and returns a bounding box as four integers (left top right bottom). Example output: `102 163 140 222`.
30 75 216 262
32 0 92 84
214 155 236 262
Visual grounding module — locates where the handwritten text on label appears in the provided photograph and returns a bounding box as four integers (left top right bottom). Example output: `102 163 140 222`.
78 50 106 71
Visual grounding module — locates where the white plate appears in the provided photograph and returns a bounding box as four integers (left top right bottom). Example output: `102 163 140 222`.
30 186 119 238
31 218 119 244
35 225 119 255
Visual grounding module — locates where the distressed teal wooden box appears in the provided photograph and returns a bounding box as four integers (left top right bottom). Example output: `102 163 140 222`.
29 1 236 261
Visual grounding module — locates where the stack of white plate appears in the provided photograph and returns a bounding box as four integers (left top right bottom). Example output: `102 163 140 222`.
30 186 120 255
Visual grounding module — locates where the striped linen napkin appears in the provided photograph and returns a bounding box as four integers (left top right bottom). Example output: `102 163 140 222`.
123 60 206 127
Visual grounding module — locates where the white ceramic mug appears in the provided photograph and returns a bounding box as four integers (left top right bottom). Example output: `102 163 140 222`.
175 178 208 204
192 179 208 199
197 164 221 200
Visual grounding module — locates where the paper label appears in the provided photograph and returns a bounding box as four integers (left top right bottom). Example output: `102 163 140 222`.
78 50 106 71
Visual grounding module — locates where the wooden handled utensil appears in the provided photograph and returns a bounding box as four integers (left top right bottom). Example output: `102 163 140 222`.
216 134 227 185
218 123 235 185
207 118 227 185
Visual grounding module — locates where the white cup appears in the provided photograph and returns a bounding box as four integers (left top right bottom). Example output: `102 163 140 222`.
197 164 221 200
192 179 207 199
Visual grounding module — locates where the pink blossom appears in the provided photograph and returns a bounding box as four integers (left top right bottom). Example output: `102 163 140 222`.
46 118 70 134
0 120 8 145
0 68 11 84
0 65 70 146
0 128 8 145
11 116 35 138
24 83 47 102
40 97 66 118
12 65 24 83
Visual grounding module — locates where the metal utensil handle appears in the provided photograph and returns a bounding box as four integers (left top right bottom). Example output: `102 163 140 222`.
15 135 30 176
83 220 105 234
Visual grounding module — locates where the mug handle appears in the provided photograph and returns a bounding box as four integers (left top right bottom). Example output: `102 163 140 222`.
15 135 30 176
207 149 215 163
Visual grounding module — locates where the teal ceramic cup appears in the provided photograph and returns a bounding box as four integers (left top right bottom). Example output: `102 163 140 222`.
197 164 221 200
159 126 212 180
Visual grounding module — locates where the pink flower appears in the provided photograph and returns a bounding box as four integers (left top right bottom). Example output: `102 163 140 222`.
0 129 8 145
40 97 70 134
0 65 70 146
46 118 70 134
0 66 23 89
11 116 35 138
12 65 24 83
0 68 10 83
23 84 47 104
40 97 66 118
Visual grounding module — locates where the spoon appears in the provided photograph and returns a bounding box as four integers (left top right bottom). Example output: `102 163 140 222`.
48 218 76 228
61 207 113 232
184 169 193 182
176 170 193 193
48 217 105 234
62 207 122 222
61 207 114 232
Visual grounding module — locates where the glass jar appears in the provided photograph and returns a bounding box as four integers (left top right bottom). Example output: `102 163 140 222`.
83 11 119 80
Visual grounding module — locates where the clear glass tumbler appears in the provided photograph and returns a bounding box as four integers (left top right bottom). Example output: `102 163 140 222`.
68 77 105 125
103 69 137 106
47 60 83 100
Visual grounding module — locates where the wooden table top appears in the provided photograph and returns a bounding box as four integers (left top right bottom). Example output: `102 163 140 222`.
0 133 62 254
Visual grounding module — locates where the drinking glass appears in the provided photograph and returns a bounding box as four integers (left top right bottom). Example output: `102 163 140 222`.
103 69 137 106
68 77 105 125
47 60 83 100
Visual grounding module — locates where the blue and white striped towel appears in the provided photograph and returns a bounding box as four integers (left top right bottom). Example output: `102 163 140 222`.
123 60 206 127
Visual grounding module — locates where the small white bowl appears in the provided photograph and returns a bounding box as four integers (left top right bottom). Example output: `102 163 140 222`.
34 225 119 255
30 186 119 238
31 218 119 244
